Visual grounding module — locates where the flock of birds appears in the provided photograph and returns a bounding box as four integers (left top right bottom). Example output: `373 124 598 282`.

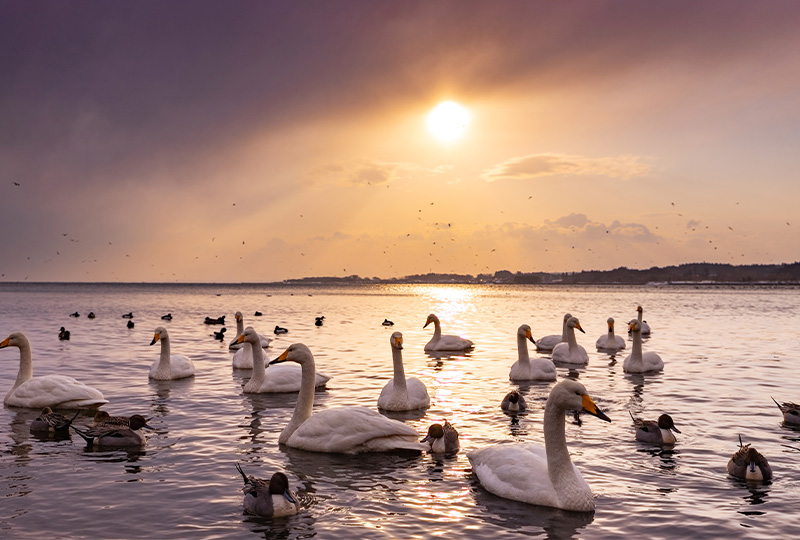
2 305 798 517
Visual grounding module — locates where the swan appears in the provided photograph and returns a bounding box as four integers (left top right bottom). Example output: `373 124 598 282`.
237 327 330 392
630 412 680 444
628 306 651 335
551 317 589 364
423 314 473 352
30 407 79 434
468 379 611 511
149 327 196 380
772 397 800 426
71 414 153 448
421 421 460 454
229 311 272 351
378 332 430 411
595 318 625 351
501 390 527 413
269 343 425 453
623 320 663 373
510 324 556 381
728 440 772 482
235 464 300 517
536 313 571 352
0 332 108 409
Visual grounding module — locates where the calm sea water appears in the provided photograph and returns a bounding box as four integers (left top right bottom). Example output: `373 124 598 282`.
1 282 799 539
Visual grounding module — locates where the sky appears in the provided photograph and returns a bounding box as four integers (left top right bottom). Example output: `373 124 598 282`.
2 1 799 282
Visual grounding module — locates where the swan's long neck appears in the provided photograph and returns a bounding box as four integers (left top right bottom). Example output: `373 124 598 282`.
392 347 407 392
566 326 578 351
13 342 33 389
237 319 244 336
245 343 264 391
517 333 530 369
630 330 643 365
279 356 316 444
543 398 577 486
432 320 442 341
561 318 569 341
637 310 643 324
607 326 615 341
158 338 172 368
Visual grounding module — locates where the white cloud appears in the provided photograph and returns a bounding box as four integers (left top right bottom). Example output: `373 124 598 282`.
308 159 451 186
482 153 650 182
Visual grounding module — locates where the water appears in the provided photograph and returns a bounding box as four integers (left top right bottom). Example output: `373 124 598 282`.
1 282 799 539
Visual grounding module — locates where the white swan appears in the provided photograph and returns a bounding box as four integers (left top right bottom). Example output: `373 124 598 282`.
510 324 556 381
423 314 473 352
0 332 108 409
628 306 651 335
551 317 589 364
468 379 611 511
623 320 663 373
229 311 272 352
269 343 426 453
595 317 626 351
237 327 329 393
149 327 196 380
536 313 571 352
378 332 430 411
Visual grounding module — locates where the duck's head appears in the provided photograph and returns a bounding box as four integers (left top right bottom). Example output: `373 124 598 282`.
390 331 403 350
129 414 154 431
506 390 522 404
270 343 313 366
269 472 297 503
94 411 111 422
657 414 680 433
421 423 444 443
567 317 585 333
150 327 168 345
0 332 28 349
424 314 439 328
551 379 611 422
517 324 536 344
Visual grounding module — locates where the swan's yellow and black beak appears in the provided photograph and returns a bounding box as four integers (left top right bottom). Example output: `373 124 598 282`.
525 329 536 345
269 348 290 365
150 334 160 346
0 337 9 349
581 394 611 422
575 321 585 334
423 316 433 329
236 334 245 344
608 321 614 331
629 322 636 332
393 336 403 349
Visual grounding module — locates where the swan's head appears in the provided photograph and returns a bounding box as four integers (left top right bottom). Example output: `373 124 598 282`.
236 326 260 345
566 317 584 333
607 317 615 330
270 343 313 366
129 414 154 431
150 327 169 346
235 311 243 322
636 305 643 314
0 332 29 350
390 331 403 350
563 313 573 322
517 324 536 344
628 319 641 333
657 414 680 433
551 379 611 422
424 314 439 328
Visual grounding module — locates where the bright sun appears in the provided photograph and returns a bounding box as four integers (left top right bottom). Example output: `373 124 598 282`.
427 101 469 141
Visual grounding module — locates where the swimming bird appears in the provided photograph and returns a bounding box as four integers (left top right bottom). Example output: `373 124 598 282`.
423 314 473 352
382 319 394 326
212 327 227 341
628 306 651 335
93 410 133 428
87 312 96 319
623 320 663 373
235 463 300 517
501 390 527 413
536 313 571 352
421 421 460 454
204 315 225 325
58 327 70 341
229 311 272 351
149 327 196 380
274 326 289 335
378 332 430 411
0 332 107 409
161 313 172 321
772 397 800 426
269 343 425 453
254 311 262 316
630 412 681 444
509 324 556 381
468 379 611 511
237 327 329 392
728 439 772 482
71 414 153 448
69 312 79 318
315 316 325 326
595 317 625 351
122 312 133 319
551 317 589 364
30 407 79 434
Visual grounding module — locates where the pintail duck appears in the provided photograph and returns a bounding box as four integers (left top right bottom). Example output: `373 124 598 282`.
235 463 300 517
421 421 460 454
92 410 134 428
204 315 225 325
728 437 772 482
58 327 70 340
772 397 800 426
72 414 153 448
501 390 527 413
630 412 681 444
30 407 79 434
274 326 289 335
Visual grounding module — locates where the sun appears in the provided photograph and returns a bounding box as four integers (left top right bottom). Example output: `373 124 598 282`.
427 101 469 141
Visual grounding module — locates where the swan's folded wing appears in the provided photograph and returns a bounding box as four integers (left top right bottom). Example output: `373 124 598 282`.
8 375 106 408
468 443 560 507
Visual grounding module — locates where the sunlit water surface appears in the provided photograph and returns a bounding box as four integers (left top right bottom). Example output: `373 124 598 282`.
1 283 799 539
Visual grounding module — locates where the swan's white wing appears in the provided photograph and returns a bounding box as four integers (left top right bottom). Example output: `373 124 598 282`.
510 359 556 381
169 355 196 379
426 335 473 351
378 378 430 410
258 364 330 393
232 346 255 369
535 334 561 352
552 343 588 364
469 443 560 507
6 375 107 409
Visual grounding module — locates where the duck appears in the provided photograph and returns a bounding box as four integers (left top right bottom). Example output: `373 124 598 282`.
268 343 425 453
382 319 394 326
229 312 272 351
237 327 330 392
630 412 681 444
69 312 80 318
204 315 225 325
0 332 108 409
87 312 96 319
161 313 173 321
274 326 289 335
623 320 663 373
235 463 300 517
212 328 227 341
469 379 611 511
628 306 651 335
314 316 325 326
536 313 571 352
71 414 153 448
421 421 460 454
126 320 134 329
122 312 133 319
595 317 625 351
149 327 196 380
772 397 800 426
30 407 79 434
377 332 430 411
58 327 70 341
423 314 473 352
254 311 263 316
551 317 589 364
509 324 556 381
501 390 527 413
93 410 133 428
728 439 772 482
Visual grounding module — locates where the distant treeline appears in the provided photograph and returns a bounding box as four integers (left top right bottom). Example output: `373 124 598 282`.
284 262 800 285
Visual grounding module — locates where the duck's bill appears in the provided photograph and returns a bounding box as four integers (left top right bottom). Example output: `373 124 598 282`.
582 394 611 422
671 426 681 433
269 349 289 365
